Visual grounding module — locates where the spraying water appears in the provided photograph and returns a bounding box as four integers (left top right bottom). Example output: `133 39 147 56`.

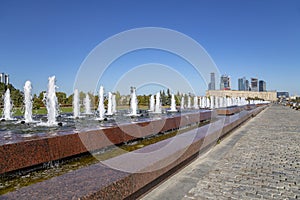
112 94 117 113
202 97 207 108
73 89 80 118
130 87 138 116
3 89 12 120
219 97 224 108
169 94 177 112
45 76 58 125
193 96 199 109
112 94 117 114
98 86 105 120
199 97 202 109
180 96 185 110
206 97 210 108
149 95 155 112
84 93 92 114
210 96 215 109
154 92 161 113
106 92 113 115
215 97 219 109
23 81 33 122
187 96 191 109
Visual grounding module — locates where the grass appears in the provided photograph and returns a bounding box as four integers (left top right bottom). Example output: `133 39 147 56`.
0 107 74 117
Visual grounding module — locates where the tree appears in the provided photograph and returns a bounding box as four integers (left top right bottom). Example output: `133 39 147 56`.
137 95 149 106
115 91 121 105
79 91 85 104
56 92 67 105
33 96 44 109
66 94 73 105
165 88 171 106
161 90 167 106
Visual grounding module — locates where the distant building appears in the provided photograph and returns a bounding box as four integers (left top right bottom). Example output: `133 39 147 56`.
4 74 9 85
206 90 277 101
0 73 9 85
220 75 231 90
208 72 216 90
277 92 289 98
245 80 250 91
259 80 266 92
251 78 258 92
0 73 4 83
238 77 246 91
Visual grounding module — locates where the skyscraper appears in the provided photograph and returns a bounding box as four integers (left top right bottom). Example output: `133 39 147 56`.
245 80 250 91
208 72 216 90
220 75 231 90
251 78 258 92
238 77 246 91
259 80 266 92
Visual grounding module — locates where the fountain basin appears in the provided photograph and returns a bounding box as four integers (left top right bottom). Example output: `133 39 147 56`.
0 110 214 175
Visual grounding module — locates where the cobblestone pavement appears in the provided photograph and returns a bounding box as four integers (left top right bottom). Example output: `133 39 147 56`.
142 105 300 200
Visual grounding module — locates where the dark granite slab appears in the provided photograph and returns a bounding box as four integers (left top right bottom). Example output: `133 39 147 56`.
216 106 243 115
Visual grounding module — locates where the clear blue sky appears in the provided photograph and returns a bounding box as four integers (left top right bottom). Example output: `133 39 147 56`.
0 0 299 96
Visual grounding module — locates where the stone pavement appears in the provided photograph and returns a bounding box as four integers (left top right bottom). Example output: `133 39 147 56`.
142 104 300 200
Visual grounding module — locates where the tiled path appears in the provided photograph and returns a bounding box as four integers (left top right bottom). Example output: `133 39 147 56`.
142 104 300 199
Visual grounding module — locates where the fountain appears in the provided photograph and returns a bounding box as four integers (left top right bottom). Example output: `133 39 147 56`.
193 96 199 109
130 87 138 116
215 97 219 109
169 94 177 112
154 92 161 113
112 94 116 114
180 96 185 110
73 89 80 118
97 86 105 120
210 96 215 109
225 97 229 107
198 97 202 109
0 73 272 199
84 93 92 114
45 76 58 126
106 92 113 116
206 97 210 108
187 96 191 109
222 97 225 107
149 95 155 112
23 81 33 123
199 97 204 109
219 97 224 108
204 96 207 108
2 89 13 120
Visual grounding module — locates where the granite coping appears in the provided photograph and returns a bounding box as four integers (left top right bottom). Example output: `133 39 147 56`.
0 106 267 199
216 106 243 115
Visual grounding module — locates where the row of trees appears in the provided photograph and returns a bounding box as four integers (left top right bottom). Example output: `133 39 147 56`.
0 83 188 110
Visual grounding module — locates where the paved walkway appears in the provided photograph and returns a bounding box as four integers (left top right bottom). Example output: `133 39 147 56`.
142 105 300 199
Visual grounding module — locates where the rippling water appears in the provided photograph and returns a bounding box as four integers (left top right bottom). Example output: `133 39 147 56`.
0 109 206 145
